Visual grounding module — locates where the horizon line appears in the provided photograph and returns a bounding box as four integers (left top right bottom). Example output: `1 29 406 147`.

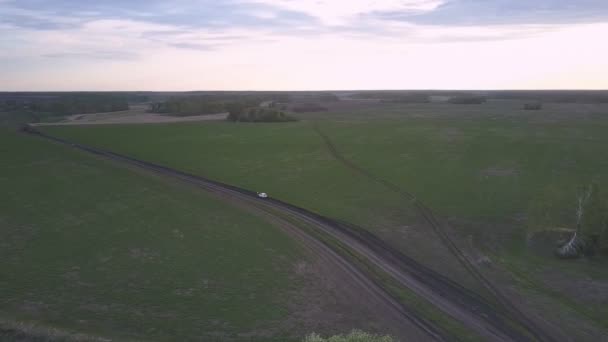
2 88 608 93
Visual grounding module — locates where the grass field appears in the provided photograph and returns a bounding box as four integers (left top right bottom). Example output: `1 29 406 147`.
40 101 608 337
0 129 316 341
40 113 608 250
40 121 483 292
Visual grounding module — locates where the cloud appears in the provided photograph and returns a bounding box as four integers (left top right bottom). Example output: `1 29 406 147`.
250 0 445 24
3 0 608 36
374 0 608 25
167 42 213 51
0 14 75 30
0 5 84 30
0 18 172 61
1 0 318 31
42 50 138 60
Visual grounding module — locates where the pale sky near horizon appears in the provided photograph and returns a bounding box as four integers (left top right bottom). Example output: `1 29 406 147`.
1 0 607 91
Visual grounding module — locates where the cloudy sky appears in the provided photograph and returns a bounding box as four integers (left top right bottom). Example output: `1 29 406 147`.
1 0 607 90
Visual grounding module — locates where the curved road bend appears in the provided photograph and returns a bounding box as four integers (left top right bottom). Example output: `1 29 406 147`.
311 123 560 342
24 128 444 342
27 127 545 341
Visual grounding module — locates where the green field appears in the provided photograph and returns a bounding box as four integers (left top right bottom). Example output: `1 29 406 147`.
40 113 608 251
40 121 483 290
0 129 315 341
40 102 608 337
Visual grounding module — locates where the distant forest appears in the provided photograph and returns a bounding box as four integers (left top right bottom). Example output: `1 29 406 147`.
0 93 137 114
490 90 608 103
350 90 608 104
3 90 608 127
350 92 430 103
0 93 135 126
148 93 290 116
227 107 296 122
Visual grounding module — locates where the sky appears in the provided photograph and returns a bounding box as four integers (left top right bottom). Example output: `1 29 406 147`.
1 0 607 91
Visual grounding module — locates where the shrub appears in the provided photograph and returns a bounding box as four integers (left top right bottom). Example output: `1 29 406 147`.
523 103 543 110
227 107 297 122
387 94 430 103
150 99 225 116
303 330 395 342
318 93 340 102
581 183 608 254
292 103 328 113
448 96 486 104
557 183 608 258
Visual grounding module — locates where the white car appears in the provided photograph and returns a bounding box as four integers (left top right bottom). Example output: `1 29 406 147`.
257 192 269 199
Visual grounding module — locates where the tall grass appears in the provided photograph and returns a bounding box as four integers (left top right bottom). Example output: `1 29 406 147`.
304 330 395 342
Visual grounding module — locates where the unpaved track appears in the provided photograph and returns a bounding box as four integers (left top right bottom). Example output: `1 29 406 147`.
23 128 443 342
312 123 560 342
26 127 546 341
209 192 440 342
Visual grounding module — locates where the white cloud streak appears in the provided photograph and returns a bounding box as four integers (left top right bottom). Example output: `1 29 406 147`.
249 0 446 24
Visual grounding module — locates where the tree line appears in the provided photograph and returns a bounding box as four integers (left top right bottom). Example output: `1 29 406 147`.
148 94 298 122
148 94 290 116
1 94 129 115
227 105 296 122
0 93 131 126
350 92 430 103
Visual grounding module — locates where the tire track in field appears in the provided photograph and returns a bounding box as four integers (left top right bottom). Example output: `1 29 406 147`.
22 127 445 342
26 126 539 341
312 122 559 342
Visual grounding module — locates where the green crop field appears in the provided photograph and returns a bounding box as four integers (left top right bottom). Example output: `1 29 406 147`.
0 129 317 341
39 121 483 292
40 101 608 337
40 112 608 249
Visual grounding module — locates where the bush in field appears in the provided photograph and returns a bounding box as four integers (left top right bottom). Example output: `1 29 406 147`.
227 107 297 122
303 330 395 342
448 96 486 104
580 183 608 254
292 102 328 113
557 183 608 258
150 99 226 116
387 94 430 103
318 93 340 102
523 103 543 110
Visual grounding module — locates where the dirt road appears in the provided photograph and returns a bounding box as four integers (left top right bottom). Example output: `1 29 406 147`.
24 127 443 341
312 123 560 342
25 127 553 341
